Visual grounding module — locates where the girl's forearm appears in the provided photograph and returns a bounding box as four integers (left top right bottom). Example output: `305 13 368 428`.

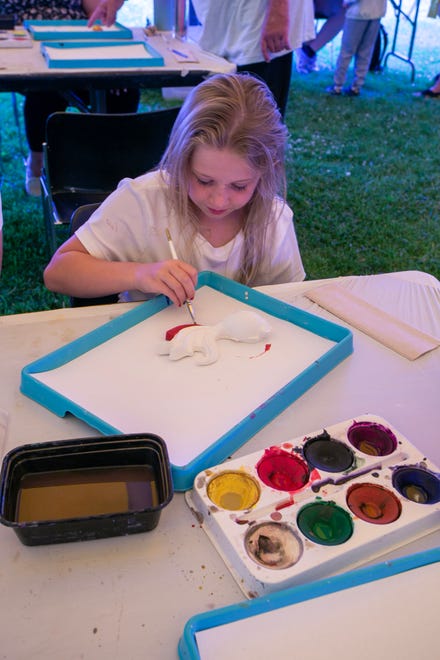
44 252 138 297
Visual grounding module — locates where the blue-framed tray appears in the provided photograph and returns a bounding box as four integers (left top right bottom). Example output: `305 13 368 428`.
40 40 164 69
178 546 440 659
20 272 353 491
23 19 132 40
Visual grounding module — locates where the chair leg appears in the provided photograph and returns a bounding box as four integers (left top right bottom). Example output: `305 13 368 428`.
40 179 56 256
44 212 57 257
11 93 27 161
40 146 58 256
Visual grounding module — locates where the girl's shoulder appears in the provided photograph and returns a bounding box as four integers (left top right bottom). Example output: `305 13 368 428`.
112 170 171 215
117 169 168 194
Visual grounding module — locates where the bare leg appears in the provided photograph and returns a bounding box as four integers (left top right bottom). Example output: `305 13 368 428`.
24 150 44 197
296 0 346 73
305 7 346 54
26 150 43 177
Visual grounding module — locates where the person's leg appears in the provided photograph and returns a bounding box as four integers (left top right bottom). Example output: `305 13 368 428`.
351 19 381 92
307 0 346 53
297 0 345 72
23 91 69 195
237 52 293 118
23 86 140 196
104 88 140 113
332 19 360 89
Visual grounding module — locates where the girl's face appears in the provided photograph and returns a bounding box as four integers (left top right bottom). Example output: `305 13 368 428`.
188 145 260 223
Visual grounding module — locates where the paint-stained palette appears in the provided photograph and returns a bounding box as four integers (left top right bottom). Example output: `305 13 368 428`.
186 414 440 598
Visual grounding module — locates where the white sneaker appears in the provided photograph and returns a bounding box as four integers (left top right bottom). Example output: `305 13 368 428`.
295 48 318 74
25 164 41 197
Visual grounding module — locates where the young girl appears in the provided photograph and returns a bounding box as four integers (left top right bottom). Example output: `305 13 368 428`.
44 73 305 306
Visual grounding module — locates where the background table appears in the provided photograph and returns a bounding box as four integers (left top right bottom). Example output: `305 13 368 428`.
0 28 235 111
0 272 439 659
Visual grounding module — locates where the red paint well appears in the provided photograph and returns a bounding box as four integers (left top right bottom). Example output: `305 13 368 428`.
256 447 310 492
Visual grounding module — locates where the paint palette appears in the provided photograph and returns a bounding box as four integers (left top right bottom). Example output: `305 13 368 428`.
186 414 440 598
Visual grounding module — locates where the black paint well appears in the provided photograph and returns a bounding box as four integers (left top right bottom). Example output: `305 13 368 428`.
303 431 355 473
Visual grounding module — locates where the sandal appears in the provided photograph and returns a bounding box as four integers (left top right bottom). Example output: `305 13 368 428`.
421 88 440 98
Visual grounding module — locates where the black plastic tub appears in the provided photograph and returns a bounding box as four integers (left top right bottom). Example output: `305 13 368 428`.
0 433 173 546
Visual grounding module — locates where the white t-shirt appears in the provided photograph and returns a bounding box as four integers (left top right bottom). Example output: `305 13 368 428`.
76 170 305 301
191 0 316 66
345 0 387 20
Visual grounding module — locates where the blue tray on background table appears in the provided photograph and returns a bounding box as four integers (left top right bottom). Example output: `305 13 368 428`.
40 40 164 69
24 19 132 40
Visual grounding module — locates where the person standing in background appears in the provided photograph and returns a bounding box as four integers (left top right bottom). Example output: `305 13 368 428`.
89 0 316 118
326 0 387 96
190 0 315 118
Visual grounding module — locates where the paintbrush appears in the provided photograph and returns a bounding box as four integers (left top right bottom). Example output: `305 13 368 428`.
235 450 408 524
165 228 197 324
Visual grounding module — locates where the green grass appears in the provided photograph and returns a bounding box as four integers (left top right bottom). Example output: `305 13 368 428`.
285 71 440 280
1 8 440 315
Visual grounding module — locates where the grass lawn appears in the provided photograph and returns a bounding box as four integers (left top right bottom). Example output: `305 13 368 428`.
1 1 439 315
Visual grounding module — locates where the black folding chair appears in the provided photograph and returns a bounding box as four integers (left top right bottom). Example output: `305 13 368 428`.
67 202 119 307
41 107 180 254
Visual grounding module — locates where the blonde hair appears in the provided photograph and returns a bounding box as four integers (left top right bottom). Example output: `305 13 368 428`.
160 73 288 285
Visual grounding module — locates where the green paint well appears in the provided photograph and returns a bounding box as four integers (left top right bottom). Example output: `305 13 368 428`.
297 501 353 546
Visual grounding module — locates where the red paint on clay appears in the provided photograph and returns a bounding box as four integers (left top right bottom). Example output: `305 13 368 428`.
165 324 199 341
